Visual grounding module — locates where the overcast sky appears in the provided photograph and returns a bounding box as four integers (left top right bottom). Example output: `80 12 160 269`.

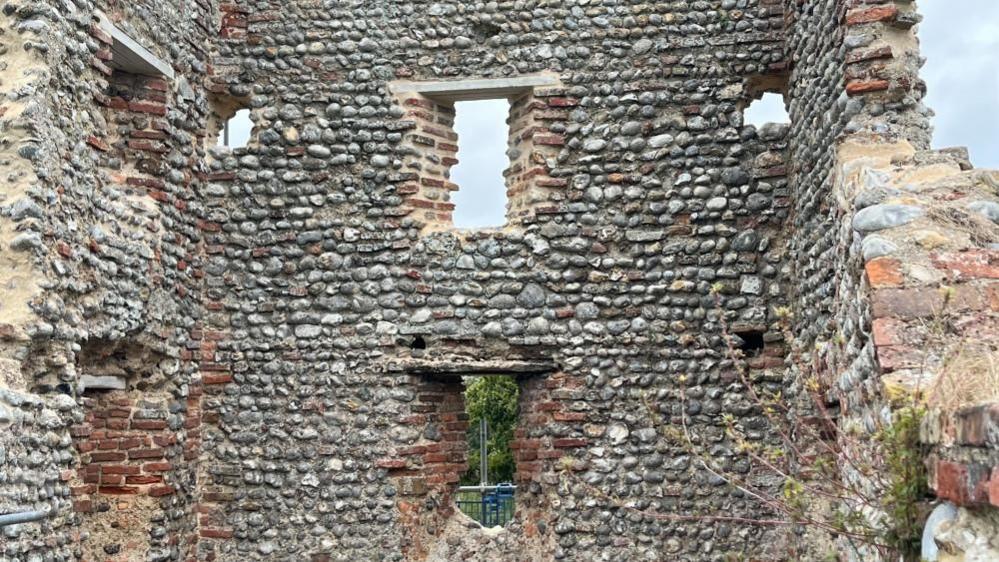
450 99 511 228
449 8 999 226
921 0 999 168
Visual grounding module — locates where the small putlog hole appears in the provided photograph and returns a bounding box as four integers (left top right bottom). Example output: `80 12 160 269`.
735 330 766 358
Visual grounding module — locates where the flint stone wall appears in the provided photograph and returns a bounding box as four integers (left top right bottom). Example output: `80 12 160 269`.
1 0 215 559
200 1 790 560
1 0 996 561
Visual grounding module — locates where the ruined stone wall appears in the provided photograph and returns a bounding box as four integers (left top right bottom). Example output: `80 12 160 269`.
198 1 793 560
783 0 931 381
1 0 216 560
782 0 848 358
923 403 999 560
782 0 931 407
782 1 999 560
2 0 997 561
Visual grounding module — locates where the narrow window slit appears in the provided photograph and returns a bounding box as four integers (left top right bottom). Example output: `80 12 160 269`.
450 99 511 228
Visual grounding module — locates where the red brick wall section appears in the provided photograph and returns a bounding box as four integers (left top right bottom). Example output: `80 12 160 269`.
511 373 587 485
71 394 177 504
381 378 469 505
868 253 999 385
838 0 928 146
219 3 248 40
377 377 468 560
394 96 460 227
506 90 570 221
842 0 919 100
923 405 999 509
93 70 175 192
190 325 235 557
70 392 182 560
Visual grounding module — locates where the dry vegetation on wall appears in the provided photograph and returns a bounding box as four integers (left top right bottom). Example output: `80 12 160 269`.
559 294 942 561
928 346 999 414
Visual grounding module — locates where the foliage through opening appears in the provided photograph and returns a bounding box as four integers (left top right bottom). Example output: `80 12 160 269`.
462 376 519 485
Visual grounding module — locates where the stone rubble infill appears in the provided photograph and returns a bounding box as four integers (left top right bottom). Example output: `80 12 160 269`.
0 0 997 561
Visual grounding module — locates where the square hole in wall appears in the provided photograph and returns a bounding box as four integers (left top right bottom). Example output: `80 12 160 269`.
389 75 563 233
208 96 253 150
218 108 253 149
734 330 766 358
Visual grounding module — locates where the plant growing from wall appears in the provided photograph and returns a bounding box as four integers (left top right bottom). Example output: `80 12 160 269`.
878 406 928 558
559 288 942 561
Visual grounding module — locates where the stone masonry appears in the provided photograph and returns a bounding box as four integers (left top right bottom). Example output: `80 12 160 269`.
0 0 997 561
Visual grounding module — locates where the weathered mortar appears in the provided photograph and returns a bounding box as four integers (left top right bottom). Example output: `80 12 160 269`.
196 0 791 559
0 0 996 561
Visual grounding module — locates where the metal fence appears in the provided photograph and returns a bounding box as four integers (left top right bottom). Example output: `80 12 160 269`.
455 484 516 527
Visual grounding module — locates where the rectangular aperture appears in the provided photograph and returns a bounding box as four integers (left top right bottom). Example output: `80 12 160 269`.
451 99 511 228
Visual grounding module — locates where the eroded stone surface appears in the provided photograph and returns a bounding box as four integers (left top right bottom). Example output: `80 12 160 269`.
853 204 925 233
0 0 997 561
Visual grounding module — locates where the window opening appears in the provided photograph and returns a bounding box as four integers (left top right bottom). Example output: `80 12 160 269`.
389 75 561 233
96 11 174 78
217 108 253 149
387 362 559 548
457 375 520 527
450 99 511 228
744 92 790 128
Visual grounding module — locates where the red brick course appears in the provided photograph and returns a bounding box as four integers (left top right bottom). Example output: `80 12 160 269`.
924 404 999 508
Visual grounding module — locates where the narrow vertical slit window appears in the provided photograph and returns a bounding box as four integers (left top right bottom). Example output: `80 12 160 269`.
457 375 519 527
450 99 511 228
744 92 790 127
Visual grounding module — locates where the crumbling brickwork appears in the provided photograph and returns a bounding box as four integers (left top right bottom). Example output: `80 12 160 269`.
1 0 998 561
1 0 215 559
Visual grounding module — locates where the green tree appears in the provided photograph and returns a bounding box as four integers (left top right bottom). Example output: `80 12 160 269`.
463 376 519 485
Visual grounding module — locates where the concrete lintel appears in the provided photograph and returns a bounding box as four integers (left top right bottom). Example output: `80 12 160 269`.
80 374 127 392
390 74 560 102
391 358 558 376
96 11 175 79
